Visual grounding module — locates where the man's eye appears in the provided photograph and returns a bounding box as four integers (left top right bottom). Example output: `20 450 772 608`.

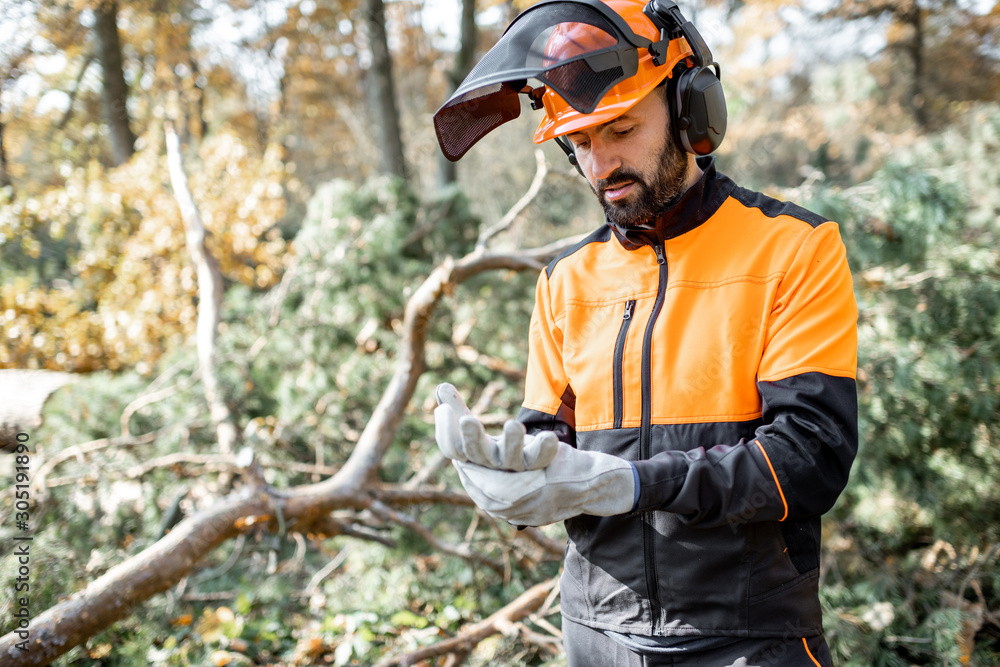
613 127 634 137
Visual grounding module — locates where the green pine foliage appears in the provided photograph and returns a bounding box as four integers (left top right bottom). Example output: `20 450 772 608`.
1 174 557 665
807 104 1000 665
5 105 1000 665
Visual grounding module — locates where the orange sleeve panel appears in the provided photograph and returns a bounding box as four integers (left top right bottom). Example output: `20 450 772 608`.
758 221 858 383
522 269 570 416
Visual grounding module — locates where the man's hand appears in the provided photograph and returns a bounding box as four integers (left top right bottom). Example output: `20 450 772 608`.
433 383 635 526
434 383 558 471
452 443 636 526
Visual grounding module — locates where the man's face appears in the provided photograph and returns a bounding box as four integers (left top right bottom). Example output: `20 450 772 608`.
566 90 689 229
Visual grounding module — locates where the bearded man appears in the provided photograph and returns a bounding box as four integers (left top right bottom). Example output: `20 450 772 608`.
431 1 858 664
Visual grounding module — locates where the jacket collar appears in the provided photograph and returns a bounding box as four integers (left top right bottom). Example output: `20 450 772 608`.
610 156 735 251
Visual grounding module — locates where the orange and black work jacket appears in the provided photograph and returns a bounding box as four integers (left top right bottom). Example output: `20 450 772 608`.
517 158 858 639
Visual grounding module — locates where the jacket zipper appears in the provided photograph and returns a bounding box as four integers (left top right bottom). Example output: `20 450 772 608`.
613 299 635 429
640 242 668 629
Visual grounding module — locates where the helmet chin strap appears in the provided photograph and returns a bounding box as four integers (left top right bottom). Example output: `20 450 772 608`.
554 135 586 177
522 83 585 176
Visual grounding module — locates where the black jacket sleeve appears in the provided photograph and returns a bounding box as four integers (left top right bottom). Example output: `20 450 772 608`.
632 372 857 528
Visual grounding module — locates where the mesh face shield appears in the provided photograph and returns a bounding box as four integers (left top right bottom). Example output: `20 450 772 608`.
433 0 658 162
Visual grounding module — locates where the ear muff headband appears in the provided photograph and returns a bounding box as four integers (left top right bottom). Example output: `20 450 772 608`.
643 0 727 155
557 0 727 170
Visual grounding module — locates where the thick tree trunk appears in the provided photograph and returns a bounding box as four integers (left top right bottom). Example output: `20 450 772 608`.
361 0 407 180
907 5 929 128
438 0 478 188
94 0 136 166
0 89 9 189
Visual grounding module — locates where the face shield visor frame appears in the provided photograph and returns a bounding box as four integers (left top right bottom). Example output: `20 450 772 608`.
433 0 672 162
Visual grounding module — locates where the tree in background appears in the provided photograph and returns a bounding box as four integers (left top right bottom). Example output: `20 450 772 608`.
0 0 35 192
361 0 408 180
821 0 1000 129
1 0 1000 664
93 0 136 165
805 106 1000 663
437 0 478 188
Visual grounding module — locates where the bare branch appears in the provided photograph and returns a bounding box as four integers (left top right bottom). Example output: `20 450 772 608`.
306 516 397 547
517 527 566 560
42 456 235 488
303 546 351 597
31 430 163 495
455 344 526 381
55 52 96 131
266 252 302 328
369 500 506 575
376 486 475 507
192 534 247 583
120 370 200 437
513 621 562 656
165 123 239 457
375 577 559 667
401 450 450 489
477 149 548 249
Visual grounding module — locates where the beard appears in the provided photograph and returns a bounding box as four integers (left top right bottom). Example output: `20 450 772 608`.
595 137 689 230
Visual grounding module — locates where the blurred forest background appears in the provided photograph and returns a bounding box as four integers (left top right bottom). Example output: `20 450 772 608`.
1 0 1000 664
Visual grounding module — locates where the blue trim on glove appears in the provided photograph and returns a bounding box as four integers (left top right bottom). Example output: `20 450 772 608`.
631 463 640 511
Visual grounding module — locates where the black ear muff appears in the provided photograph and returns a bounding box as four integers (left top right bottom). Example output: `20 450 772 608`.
671 63 727 155
643 0 727 155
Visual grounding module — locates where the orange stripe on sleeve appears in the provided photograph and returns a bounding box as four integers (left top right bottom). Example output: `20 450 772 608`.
755 440 789 522
802 638 823 667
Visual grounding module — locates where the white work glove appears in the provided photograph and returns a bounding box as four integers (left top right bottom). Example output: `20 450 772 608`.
433 383 635 526
434 383 559 471
452 443 636 526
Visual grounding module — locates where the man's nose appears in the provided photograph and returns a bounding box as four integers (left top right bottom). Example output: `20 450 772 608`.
588 140 622 182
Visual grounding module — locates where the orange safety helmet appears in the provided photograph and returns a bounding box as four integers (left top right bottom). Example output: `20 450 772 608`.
433 0 725 161
533 0 693 144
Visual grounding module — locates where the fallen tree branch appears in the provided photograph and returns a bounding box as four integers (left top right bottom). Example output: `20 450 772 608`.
518 527 566 560
302 546 351 598
0 162 580 664
513 621 562 657
41 453 237 488
280 235 583 519
402 450 451 489
455 344 526 380
0 489 267 663
369 500 506 576
304 515 397 547
375 577 559 667
30 430 163 495
375 486 476 507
